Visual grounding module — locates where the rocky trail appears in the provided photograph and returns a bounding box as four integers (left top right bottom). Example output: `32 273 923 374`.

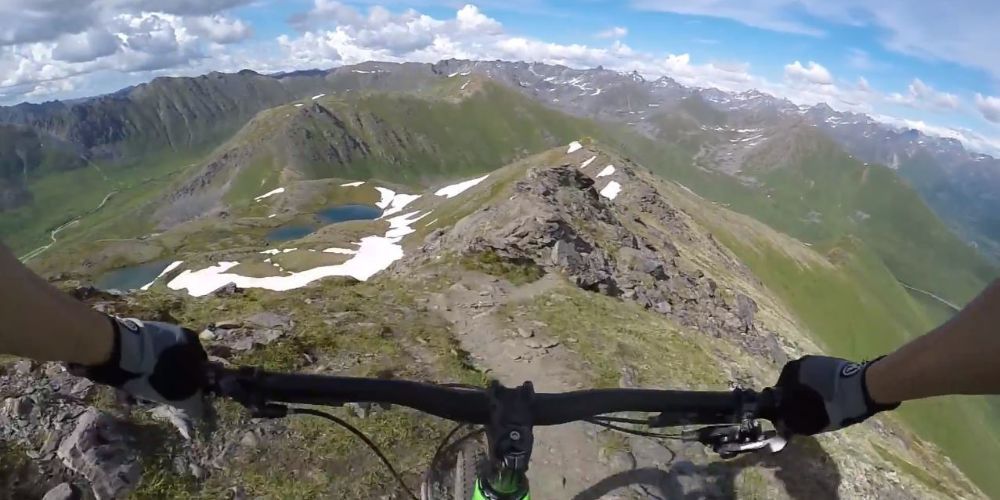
427 270 731 499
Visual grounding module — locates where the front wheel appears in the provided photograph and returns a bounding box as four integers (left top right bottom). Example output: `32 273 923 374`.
453 439 488 500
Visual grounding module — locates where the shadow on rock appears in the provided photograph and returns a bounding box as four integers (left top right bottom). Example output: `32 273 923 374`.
573 436 841 500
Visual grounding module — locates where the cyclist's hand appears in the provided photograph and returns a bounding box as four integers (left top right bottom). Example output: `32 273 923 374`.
771 355 899 435
69 317 208 415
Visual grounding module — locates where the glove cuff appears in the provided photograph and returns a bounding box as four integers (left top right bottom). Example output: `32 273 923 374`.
862 356 901 413
68 316 140 387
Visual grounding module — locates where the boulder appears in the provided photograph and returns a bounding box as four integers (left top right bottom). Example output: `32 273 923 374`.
211 282 243 297
244 312 291 330
42 483 81 500
733 293 758 332
56 409 141 500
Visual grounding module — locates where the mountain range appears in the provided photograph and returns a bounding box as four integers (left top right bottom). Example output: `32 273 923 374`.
2 58 1000 497
3 59 999 265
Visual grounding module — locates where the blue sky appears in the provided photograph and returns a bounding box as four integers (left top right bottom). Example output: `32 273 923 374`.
2 0 1000 152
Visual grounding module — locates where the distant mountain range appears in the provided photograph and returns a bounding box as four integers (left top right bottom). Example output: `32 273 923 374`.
2 59 997 262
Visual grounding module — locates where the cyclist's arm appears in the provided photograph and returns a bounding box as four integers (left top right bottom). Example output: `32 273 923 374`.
0 243 113 364
867 278 1000 404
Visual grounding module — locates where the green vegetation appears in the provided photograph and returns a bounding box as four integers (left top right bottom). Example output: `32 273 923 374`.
119 277 485 498
0 440 43 499
461 250 544 285
502 285 730 389
872 443 949 496
703 219 1000 498
210 81 608 208
601 122 996 306
3 148 209 256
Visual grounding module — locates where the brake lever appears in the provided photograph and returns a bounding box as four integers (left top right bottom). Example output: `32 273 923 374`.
682 421 788 458
204 363 289 418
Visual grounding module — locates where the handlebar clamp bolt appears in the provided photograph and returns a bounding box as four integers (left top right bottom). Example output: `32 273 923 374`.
509 431 521 441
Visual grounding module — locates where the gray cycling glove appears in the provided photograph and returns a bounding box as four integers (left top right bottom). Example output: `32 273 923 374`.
69 316 208 415
771 355 900 435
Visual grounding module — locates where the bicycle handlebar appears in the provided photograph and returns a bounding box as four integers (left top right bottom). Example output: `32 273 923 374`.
207 364 780 426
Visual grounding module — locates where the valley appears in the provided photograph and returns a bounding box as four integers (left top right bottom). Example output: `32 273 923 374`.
1 59 999 499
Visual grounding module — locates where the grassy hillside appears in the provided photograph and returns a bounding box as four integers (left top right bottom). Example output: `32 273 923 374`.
603 122 996 306
1 148 208 256
159 79 608 217
674 192 1000 498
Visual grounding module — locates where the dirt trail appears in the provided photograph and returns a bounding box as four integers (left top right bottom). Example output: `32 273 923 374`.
430 272 688 499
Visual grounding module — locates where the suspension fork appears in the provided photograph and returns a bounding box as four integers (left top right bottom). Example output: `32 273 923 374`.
475 381 534 500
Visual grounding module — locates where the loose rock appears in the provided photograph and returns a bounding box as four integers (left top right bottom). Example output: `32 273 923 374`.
42 483 80 500
56 409 141 500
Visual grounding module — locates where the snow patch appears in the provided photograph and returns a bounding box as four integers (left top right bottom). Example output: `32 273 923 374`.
375 187 396 209
168 209 429 296
425 218 439 227
340 181 365 187
434 174 489 198
460 79 471 90
254 187 284 202
294 103 303 107
580 156 597 169
567 141 583 153
139 261 184 291
311 93 326 100
322 247 357 255
268 214 277 218
260 248 297 255
591 89 603 96
596 165 615 177
380 193 421 218
599 181 622 200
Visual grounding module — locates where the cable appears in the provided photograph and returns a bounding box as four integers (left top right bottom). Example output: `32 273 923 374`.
584 418 684 439
429 422 468 472
291 408 419 500
589 415 650 425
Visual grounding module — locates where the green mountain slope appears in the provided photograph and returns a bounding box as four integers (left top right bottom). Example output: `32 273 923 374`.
153 77 606 226
660 174 1000 498
612 119 996 306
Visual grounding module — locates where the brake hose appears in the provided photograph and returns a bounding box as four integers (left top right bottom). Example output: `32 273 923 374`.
290 408 420 500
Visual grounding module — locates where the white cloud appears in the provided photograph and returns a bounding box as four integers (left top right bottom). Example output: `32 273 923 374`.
186 15 253 44
632 1 1000 82
783 60 832 85
0 10 253 98
278 1 753 91
596 26 628 39
0 0 102 46
874 113 1000 155
110 0 256 16
887 78 960 110
52 29 120 62
455 4 502 34
857 76 871 92
974 93 1000 123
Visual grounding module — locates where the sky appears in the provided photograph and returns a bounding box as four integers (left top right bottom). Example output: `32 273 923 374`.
3 0 1000 154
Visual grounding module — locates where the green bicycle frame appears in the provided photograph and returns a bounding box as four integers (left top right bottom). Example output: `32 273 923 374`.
472 475 531 500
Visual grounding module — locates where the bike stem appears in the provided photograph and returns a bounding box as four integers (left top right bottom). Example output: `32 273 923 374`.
480 381 534 499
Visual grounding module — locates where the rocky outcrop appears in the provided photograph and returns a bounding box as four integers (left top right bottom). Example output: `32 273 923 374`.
421 163 787 363
57 409 141 499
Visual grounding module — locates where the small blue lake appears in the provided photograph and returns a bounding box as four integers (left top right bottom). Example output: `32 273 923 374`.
95 260 173 291
266 204 382 242
317 204 382 224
